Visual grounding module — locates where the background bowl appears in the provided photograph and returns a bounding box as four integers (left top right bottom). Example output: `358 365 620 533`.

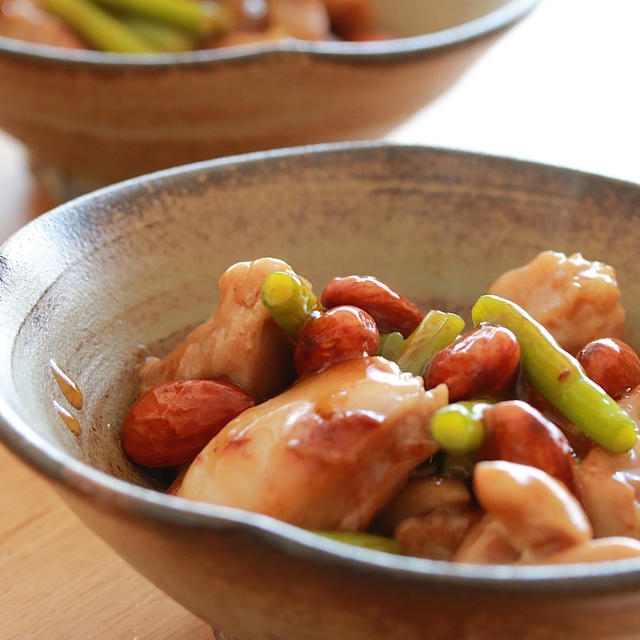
3 143 640 639
0 0 537 193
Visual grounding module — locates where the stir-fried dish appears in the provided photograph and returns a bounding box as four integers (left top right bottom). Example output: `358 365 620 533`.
0 0 388 53
121 251 640 564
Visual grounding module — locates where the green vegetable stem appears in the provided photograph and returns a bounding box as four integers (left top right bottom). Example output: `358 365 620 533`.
378 331 405 360
472 294 637 454
93 0 233 37
123 17 197 51
261 271 321 340
395 310 465 376
430 401 490 454
312 531 403 554
45 0 157 53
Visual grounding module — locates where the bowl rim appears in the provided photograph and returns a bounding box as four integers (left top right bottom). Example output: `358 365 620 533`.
3 140 640 593
0 0 538 67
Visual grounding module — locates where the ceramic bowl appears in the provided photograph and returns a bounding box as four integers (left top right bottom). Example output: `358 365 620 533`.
3 143 640 640
0 0 537 192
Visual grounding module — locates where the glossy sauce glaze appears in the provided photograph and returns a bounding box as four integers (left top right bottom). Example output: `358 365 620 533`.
50 359 83 410
53 400 81 436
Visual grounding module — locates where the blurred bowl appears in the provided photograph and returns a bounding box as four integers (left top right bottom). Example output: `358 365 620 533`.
4 143 640 640
0 0 537 193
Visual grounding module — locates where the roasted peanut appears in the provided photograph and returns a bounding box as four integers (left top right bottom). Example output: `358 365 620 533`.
479 400 576 493
424 324 520 401
122 379 254 467
294 305 379 375
516 378 594 458
321 275 422 338
577 338 640 400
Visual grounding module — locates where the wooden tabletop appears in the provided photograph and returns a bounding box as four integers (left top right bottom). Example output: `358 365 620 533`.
2 1 640 638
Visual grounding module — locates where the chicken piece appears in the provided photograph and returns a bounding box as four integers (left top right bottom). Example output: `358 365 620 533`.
375 475 471 534
268 0 331 40
488 251 625 355
571 385 640 538
530 537 640 564
454 514 520 564
575 451 640 539
320 0 376 38
394 506 481 561
213 25 289 48
138 258 296 402
456 461 592 564
0 0 85 48
224 0 268 30
178 356 447 530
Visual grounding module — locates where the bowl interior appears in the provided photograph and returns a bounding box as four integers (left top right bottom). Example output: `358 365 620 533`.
2 143 640 495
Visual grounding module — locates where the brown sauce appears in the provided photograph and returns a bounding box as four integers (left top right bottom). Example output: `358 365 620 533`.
50 359 83 410
54 400 81 436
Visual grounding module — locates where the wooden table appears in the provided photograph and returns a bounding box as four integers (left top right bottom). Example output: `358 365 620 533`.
2 1 639 637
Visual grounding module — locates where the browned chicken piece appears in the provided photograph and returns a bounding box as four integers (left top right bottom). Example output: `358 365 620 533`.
0 0 85 48
224 0 268 30
375 475 471 534
320 0 376 38
455 461 592 564
531 537 640 564
178 357 448 531
577 450 640 538
572 386 640 539
488 251 625 355
138 257 296 402
454 514 520 564
394 506 481 561
268 0 331 40
575 453 640 539
214 25 289 47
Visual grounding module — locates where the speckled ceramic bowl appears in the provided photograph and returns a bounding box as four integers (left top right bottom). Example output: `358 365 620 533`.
3 143 640 640
0 0 537 192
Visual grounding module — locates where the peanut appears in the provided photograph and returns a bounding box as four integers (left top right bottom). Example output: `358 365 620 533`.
294 305 379 375
577 338 640 400
517 380 594 458
121 379 254 467
424 324 520 401
321 275 422 338
479 400 576 493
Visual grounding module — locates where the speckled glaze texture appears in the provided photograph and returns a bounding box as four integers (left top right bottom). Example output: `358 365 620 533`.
0 0 537 189
3 144 640 639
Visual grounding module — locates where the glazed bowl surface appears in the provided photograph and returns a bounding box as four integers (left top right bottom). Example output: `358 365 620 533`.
0 0 537 191
3 143 640 639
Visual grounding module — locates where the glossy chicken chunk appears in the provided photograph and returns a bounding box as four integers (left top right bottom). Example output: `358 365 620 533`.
456 461 592 563
0 0 84 47
178 356 447 531
138 258 295 401
573 387 640 538
489 251 625 355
